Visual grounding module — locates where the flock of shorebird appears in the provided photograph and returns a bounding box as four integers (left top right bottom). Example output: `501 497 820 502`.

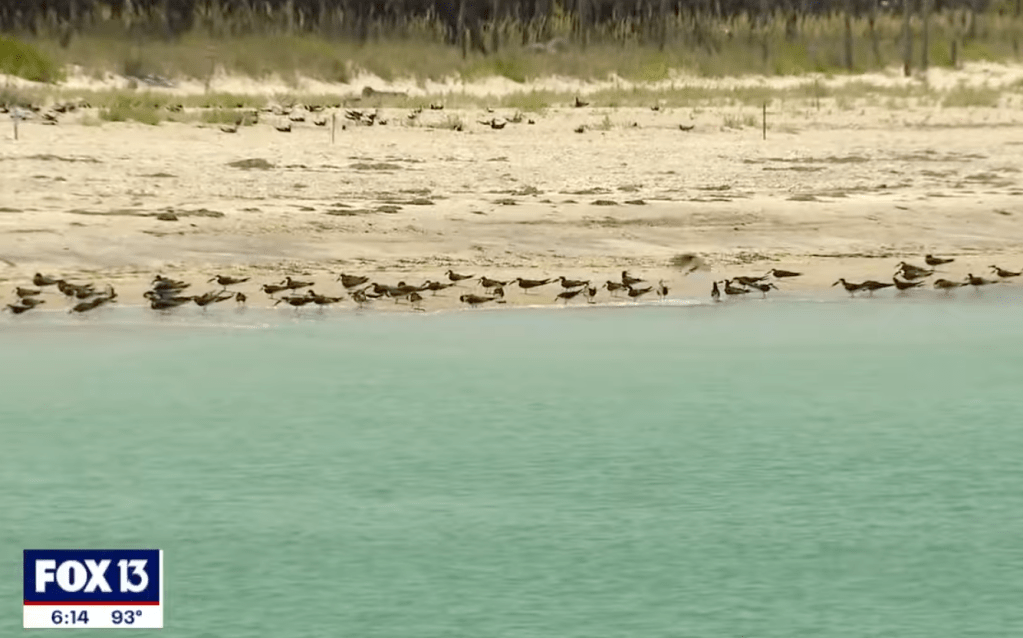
5 255 1020 317
3 269 669 315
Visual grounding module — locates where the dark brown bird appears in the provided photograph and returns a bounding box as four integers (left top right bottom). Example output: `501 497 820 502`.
262 283 289 296
479 276 511 290
422 280 456 295
460 294 496 307
746 282 779 297
208 275 250 287
150 297 191 310
585 286 598 303
33 273 60 287
446 270 475 282
308 290 343 307
408 291 425 310
514 277 554 293
895 262 933 279
731 275 765 287
58 280 95 297
15 287 41 298
860 280 894 295
656 280 669 299
6 302 41 314
235 292 247 304
621 271 645 286
934 278 964 292
832 278 864 295
70 295 113 314
711 281 721 301
893 277 924 291
282 276 313 290
627 285 654 300
990 265 1021 278
16 296 46 308
574 96 590 108
274 295 313 308
558 276 589 289
337 273 370 289
721 280 750 296
965 273 997 287
603 280 627 296
766 268 801 279
352 290 371 308
152 275 187 288
556 288 585 303
925 254 954 266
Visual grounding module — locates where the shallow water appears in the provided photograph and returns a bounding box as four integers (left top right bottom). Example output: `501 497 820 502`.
2 295 1022 637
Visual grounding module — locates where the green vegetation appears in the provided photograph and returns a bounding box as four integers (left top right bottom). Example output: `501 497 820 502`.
0 36 63 82
3 9 1023 85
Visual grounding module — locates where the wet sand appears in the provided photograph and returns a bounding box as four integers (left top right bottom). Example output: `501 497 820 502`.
3 74 1023 313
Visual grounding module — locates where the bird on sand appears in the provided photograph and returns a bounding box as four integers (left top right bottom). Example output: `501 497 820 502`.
33 273 60 287
603 280 627 296
627 285 654 300
860 280 895 295
766 268 802 279
513 277 554 293
556 288 585 303
933 278 964 292
965 273 998 287
746 282 779 298
925 254 954 266
460 294 497 307
446 270 475 283
621 271 645 286
208 275 250 287
711 281 721 301
656 280 669 299
337 273 370 289
990 265 1021 278
15 287 41 298
832 278 864 295
893 277 924 291
558 276 589 289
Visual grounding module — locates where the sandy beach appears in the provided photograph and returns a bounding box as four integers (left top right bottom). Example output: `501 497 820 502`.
3 66 1023 312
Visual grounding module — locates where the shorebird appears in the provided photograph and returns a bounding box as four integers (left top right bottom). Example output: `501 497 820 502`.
585 286 598 303
711 281 721 301
337 273 370 289
152 275 187 288
352 290 371 308
282 276 313 290
627 285 654 300
893 276 924 291
965 273 998 287
479 276 511 291
308 290 343 307
460 294 497 307
446 270 475 283
208 275 250 287
32 273 59 287
656 280 669 299
192 292 220 309
235 292 247 304
70 297 110 314
574 96 590 108
58 280 95 297
895 262 933 279
513 277 554 293
150 297 191 310
721 280 750 297
746 282 779 298
860 280 894 296
274 295 313 309
990 265 1021 278
832 278 864 296
6 302 41 314
408 291 424 310
261 283 289 296
16 296 46 308
15 287 41 298
621 271 645 286
603 280 627 296
934 278 964 292
422 280 456 295
732 275 766 286
556 288 585 303
558 276 589 289
766 268 801 279
925 254 955 266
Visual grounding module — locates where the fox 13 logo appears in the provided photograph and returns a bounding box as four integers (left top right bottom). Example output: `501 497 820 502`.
23 549 164 629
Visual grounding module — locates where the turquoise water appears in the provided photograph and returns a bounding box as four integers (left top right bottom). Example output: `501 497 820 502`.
2 296 1023 637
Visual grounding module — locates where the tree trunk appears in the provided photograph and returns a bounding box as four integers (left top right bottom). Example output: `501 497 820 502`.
921 0 930 71
902 0 912 77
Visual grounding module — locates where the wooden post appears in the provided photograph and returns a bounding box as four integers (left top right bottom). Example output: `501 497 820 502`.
762 102 766 140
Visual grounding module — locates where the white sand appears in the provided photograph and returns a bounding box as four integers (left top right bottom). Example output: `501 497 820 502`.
3 65 1023 312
